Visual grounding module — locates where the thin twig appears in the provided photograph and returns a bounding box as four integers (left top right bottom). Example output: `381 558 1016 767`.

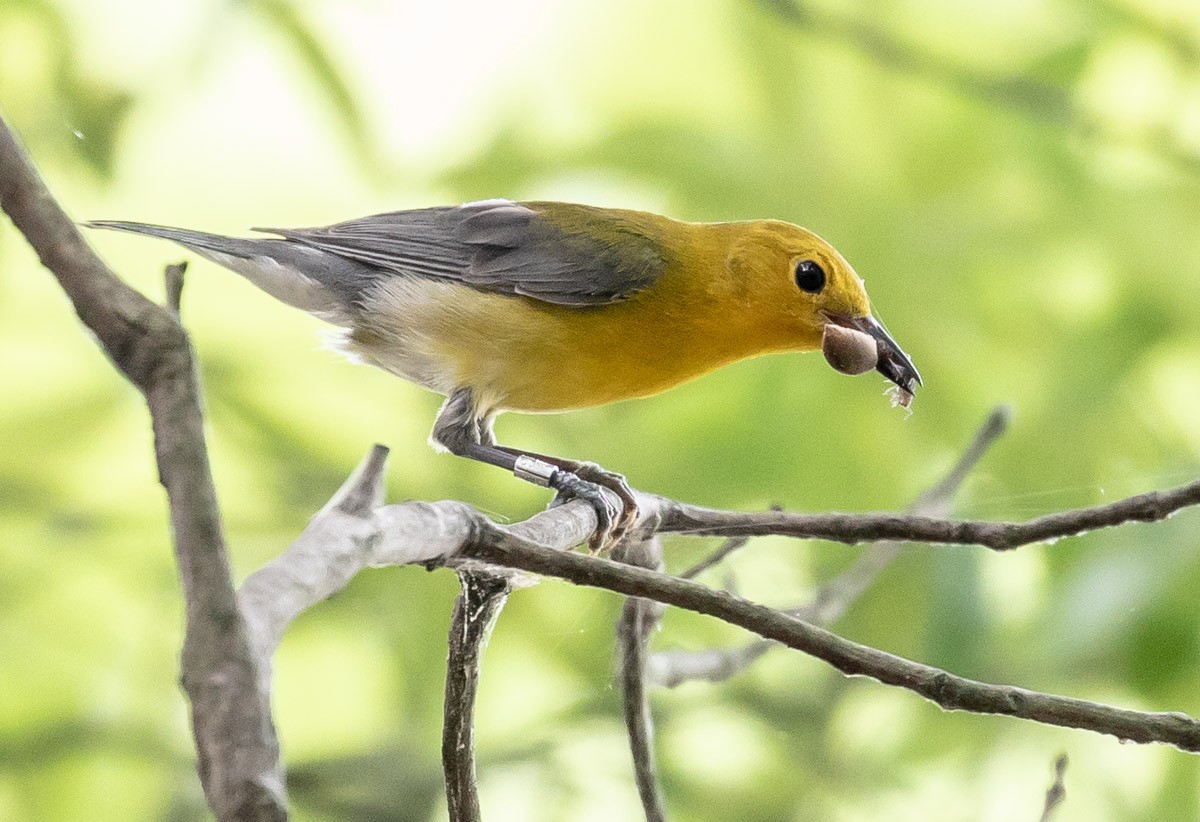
165 261 187 315
654 477 1200 549
457 530 1200 753
650 406 1008 687
230 422 1200 768
795 404 1011 624
614 538 668 822
678 505 783 581
0 115 284 821
647 643 774 688
912 406 1012 510
1039 753 1069 822
679 535 751 580
238 444 392 658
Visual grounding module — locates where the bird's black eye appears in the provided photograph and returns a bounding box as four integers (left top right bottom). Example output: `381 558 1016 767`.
794 259 826 293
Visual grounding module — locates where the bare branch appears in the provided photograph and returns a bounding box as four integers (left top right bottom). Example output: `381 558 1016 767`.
456 531 1200 753
1039 753 1069 822
0 115 284 820
647 642 774 689
238 444 395 658
677 505 783 582
0 116 167 386
614 538 667 822
238 495 602 662
443 570 513 822
649 405 1009 687
654 478 1200 550
165 261 188 315
679 535 751 580
231 419 1200 759
795 405 1012 622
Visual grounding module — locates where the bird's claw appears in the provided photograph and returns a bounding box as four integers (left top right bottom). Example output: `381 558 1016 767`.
549 462 638 553
571 461 638 538
549 472 621 553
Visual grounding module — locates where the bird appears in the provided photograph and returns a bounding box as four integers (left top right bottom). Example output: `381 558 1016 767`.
87 199 920 550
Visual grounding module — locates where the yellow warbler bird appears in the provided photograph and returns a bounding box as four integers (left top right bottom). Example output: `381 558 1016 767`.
88 200 920 549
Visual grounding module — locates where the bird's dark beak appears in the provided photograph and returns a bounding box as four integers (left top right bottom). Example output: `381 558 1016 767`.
823 312 922 396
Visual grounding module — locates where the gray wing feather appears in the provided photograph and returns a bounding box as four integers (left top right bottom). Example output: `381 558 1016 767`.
256 200 665 306
453 200 532 247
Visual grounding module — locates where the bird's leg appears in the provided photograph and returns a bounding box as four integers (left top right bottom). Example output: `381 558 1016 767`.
432 389 627 552
491 447 637 539
475 405 638 545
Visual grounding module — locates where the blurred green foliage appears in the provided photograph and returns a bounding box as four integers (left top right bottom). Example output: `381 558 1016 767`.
2 0 1200 819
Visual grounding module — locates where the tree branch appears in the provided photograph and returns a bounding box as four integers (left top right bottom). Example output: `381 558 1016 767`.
228 434 1200 763
238 444 394 658
455 530 1200 753
649 405 1011 687
0 114 285 821
614 538 668 822
653 478 1200 549
1039 753 1069 822
11 103 1200 818
678 535 752 581
443 570 512 822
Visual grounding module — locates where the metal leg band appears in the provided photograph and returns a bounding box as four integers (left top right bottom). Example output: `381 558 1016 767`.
513 455 558 487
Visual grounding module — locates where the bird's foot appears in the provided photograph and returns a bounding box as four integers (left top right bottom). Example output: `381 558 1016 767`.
549 462 638 553
570 462 639 539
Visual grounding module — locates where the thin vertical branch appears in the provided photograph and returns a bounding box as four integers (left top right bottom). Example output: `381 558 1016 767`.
1039 753 1069 822
443 569 513 821
615 537 668 822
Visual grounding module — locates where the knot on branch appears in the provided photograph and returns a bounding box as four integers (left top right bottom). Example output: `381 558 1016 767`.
1004 689 1029 716
926 671 954 703
117 309 191 392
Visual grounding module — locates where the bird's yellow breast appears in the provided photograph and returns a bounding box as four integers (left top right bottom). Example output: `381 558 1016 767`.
345 221 816 413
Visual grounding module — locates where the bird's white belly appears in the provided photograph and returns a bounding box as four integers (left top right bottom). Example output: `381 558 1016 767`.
332 276 520 409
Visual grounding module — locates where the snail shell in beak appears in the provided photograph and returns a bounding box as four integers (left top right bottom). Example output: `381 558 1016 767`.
822 324 878 376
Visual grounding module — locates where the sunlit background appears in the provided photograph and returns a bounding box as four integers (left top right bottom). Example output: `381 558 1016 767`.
3 0 1200 819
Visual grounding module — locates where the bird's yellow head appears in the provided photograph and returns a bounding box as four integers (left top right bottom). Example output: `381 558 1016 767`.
723 219 921 403
726 220 869 339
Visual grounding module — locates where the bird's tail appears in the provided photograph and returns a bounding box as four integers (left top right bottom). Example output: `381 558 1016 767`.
84 220 349 316
84 220 259 256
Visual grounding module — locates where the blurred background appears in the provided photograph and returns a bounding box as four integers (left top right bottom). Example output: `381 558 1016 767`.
2 0 1200 819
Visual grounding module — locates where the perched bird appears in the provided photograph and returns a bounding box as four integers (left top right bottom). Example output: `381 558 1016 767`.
88 200 920 549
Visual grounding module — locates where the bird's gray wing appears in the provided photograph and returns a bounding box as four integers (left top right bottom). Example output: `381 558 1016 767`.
256 199 667 307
